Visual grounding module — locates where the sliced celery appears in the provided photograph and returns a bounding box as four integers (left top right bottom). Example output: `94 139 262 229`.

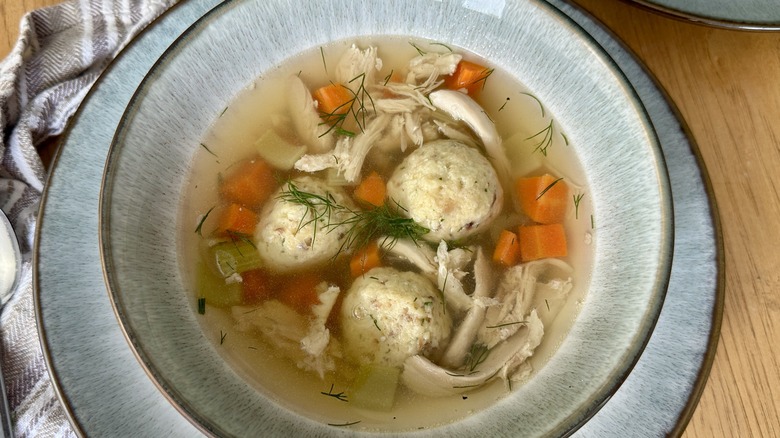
196 262 242 308
254 129 307 170
350 364 400 411
208 239 263 278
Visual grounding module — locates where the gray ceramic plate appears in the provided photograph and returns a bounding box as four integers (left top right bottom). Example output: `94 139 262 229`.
626 0 780 30
34 0 722 436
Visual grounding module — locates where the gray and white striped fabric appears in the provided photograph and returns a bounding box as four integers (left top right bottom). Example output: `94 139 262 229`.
0 1 177 435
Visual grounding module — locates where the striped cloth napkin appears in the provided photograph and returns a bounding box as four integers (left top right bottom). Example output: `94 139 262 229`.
0 1 177 435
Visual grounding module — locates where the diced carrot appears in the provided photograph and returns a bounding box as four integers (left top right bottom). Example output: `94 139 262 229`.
277 272 322 314
214 203 258 236
313 83 353 119
241 269 275 305
350 241 382 278
518 223 568 262
443 60 493 96
353 171 386 207
493 229 521 267
220 157 276 209
516 174 569 224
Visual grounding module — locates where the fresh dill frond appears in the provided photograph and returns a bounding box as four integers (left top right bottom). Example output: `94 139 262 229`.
485 321 527 329
520 92 545 118
383 69 394 86
318 73 375 137
573 193 585 219
536 177 564 200
199 143 218 158
194 206 215 236
409 41 426 56
276 179 340 244
220 330 227 345
429 42 453 52
561 131 570 146
277 180 429 257
226 230 257 251
220 106 228 117
328 421 361 427
320 46 327 73
197 297 206 315
466 343 490 372
498 97 510 111
470 68 494 91
321 384 349 402
527 120 555 156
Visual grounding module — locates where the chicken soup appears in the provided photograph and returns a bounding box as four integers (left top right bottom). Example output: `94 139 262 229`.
180 37 594 431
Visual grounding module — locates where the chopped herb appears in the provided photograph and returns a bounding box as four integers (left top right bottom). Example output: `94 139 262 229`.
383 69 394 86
199 143 218 158
573 193 585 219
335 127 356 137
220 107 228 117
220 330 227 345
429 42 453 52
521 92 545 118
486 321 527 329
591 214 595 229
561 131 570 146
536 177 564 200
320 46 327 73
498 97 509 111
469 68 494 91
409 41 426 56
321 384 349 402
197 297 206 314
370 314 381 331
545 299 551 312
226 230 257 251
329 421 361 427
194 206 215 236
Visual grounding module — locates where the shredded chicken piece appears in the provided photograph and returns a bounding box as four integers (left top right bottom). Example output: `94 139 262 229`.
286 75 335 154
439 248 494 368
406 52 462 85
478 258 574 348
232 282 343 378
294 114 391 183
429 89 511 188
400 310 544 396
335 44 383 90
378 238 473 314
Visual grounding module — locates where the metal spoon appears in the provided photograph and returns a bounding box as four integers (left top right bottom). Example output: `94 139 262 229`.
0 209 20 438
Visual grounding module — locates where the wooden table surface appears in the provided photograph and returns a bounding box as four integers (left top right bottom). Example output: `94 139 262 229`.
2 0 778 437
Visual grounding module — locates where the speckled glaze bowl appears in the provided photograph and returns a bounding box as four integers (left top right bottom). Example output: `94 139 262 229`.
100 0 673 436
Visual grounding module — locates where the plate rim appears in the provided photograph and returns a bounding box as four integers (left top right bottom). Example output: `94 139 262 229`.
31 0 723 436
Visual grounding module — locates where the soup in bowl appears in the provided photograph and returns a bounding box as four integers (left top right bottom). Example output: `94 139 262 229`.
101 0 672 436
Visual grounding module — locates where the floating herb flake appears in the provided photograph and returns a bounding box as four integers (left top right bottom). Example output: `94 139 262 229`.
573 193 585 219
194 206 215 237
197 297 206 314
321 384 349 402
536 177 564 200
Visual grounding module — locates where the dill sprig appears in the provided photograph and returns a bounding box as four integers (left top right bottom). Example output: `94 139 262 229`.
318 73 375 137
521 92 545 118
321 384 348 402
277 180 429 256
573 193 585 219
465 343 490 372
527 119 555 156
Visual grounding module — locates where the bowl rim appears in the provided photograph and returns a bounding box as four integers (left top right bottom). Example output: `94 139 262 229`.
99 0 674 436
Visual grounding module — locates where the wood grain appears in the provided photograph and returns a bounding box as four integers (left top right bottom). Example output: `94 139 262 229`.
2 0 779 437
